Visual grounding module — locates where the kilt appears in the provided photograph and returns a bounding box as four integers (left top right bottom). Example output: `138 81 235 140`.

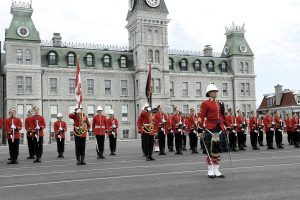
202 130 228 156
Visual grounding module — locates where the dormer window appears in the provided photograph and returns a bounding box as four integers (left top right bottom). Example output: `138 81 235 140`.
102 54 112 67
193 60 201 71
48 51 58 65
169 58 174 70
85 53 94 67
220 61 228 72
67 52 76 66
180 59 188 71
297 96 300 104
207 60 215 72
119 56 127 68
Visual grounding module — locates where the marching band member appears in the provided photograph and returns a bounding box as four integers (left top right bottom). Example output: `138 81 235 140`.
5 108 22 164
54 113 67 158
249 111 259 150
154 105 168 155
31 106 46 163
186 108 199 153
274 111 284 148
92 106 106 159
291 112 300 148
236 110 246 150
257 115 265 146
263 110 275 149
226 108 238 151
171 107 183 155
181 113 188 151
25 109 35 159
199 83 226 178
69 105 91 165
137 103 155 161
285 114 292 145
106 110 119 155
166 112 174 152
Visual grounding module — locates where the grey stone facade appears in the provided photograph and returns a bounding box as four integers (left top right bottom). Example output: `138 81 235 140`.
1 0 256 143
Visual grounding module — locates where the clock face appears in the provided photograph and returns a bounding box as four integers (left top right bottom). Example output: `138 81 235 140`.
239 45 247 53
129 0 135 11
145 0 160 8
223 46 229 55
17 26 30 38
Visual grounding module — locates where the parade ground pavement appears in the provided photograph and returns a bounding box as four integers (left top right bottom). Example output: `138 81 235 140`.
0 137 299 200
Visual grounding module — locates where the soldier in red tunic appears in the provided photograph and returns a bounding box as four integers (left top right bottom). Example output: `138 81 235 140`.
69 105 91 165
171 107 184 155
226 108 238 151
31 106 46 163
153 105 168 155
263 110 275 149
106 110 119 155
274 111 284 148
5 108 22 164
186 108 199 153
166 112 174 152
291 112 300 148
25 109 35 159
54 113 67 158
199 84 226 178
92 106 107 159
249 111 259 150
285 114 292 145
137 104 155 161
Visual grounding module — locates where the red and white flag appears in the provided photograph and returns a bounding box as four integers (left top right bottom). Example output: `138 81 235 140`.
75 58 82 107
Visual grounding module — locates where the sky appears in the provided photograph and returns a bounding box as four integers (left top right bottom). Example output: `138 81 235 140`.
0 0 299 108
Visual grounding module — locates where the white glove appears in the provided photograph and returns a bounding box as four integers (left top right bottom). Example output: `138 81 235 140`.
270 128 275 131
112 125 117 129
11 124 16 130
161 128 165 132
193 130 197 134
178 129 182 132
59 127 63 131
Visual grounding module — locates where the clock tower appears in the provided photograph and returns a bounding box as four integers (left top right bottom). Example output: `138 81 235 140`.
126 0 172 112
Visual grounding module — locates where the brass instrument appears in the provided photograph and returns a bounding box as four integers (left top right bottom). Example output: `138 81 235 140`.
74 113 88 137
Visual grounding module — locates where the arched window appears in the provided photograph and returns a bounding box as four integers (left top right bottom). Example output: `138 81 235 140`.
220 61 227 72
85 53 94 67
147 29 153 44
67 52 76 66
148 50 153 63
48 51 58 65
16 49 23 64
245 62 249 74
25 50 32 65
169 58 174 70
103 54 111 67
194 60 201 71
180 59 188 71
207 61 215 72
155 50 160 63
120 56 127 68
154 30 159 44
239 62 244 73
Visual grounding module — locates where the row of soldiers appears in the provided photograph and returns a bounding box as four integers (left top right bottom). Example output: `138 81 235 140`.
0 105 120 165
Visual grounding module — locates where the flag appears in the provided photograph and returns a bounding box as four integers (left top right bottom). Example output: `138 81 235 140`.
145 63 152 107
75 57 82 107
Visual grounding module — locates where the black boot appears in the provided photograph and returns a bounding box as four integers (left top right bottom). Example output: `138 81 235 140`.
99 151 106 159
77 156 81 165
81 155 86 165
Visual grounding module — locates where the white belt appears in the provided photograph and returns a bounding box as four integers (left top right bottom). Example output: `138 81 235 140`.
95 126 105 128
143 124 150 126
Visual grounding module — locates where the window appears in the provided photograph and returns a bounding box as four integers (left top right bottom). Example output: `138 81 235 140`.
17 105 24 123
48 51 58 65
194 60 201 71
121 80 128 96
25 77 32 94
182 105 189 115
16 50 23 64
25 104 32 114
196 82 202 96
169 58 174 70
222 83 228 96
207 61 214 72
123 129 129 139
239 62 244 73
120 56 127 68
87 79 94 96
25 50 32 64
69 79 75 95
155 78 161 94
122 105 128 122
69 106 76 123
182 82 188 96
87 105 95 120
240 83 245 96
247 104 251 118
49 78 58 94
221 62 227 72
267 98 274 108
136 80 139 96
180 59 188 71
85 54 94 67
147 29 153 44
50 105 58 123
67 52 76 66
148 50 153 63
170 81 174 96
105 105 112 116
103 55 111 67
105 80 111 95
155 50 160 63
16 76 24 94
245 62 249 74
245 83 250 96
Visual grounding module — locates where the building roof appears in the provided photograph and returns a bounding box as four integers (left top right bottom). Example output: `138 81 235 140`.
257 91 298 111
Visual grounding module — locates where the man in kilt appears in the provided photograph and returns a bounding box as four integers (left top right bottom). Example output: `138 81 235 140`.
199 83 227 178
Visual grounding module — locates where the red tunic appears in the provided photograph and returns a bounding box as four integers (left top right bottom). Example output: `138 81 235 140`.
137 110 155 136
165 116 173 134
106 117 119 135
69 113 91 138
171 114 183 133
226 115 235 129
25 117 33 137
263 115 273 132
291 116 298 132
249 116 257 132
199 99 225 131
236 116 244 132
0 117 2 129
154 112 168 133
92 115 107 136
5 117 22 140
285 117 291 132
30 115 46 137
274 116 281 129
186 114 197 133
53 120 67 139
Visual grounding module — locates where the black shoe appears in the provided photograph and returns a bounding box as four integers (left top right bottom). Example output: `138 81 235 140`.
267 147 275 149
81 156 86 165
12 160 18 164
216 175 225 178
192 151 199 154
77 161 81 165
244 145 247 147
278 146 284 149
231 148 238 152
259 144 264 146
183 148 187 151
253 147 260 150
33 158 41 163
208 175 216 178
149 156 155 161
27 156 34 159
110 153 114 155
146 157 151 161
8 157 12 161
239 148 246 151
7 160 14 164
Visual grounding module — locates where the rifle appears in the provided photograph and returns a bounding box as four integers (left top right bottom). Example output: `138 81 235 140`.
57 121 63 142
11 118 16 143
111 116 117 138
34 118 40 143
161 113 166 135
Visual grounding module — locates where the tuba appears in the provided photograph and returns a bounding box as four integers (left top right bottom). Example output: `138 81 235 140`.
74 113 88 137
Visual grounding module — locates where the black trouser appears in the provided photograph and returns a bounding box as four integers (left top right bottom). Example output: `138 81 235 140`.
8 139 19 161
266 131 274 148
250 132 258 148
293 132 300 147
158 131 166 153
75 136 86 160
182 134 187 149
109 134 117 153
144 134 154 158
275 129 283 146
141 134 146 155
228 131 237 149
167 133 174 151
189 131 198 151
96 135 105 155
27 135 35 157
174 132 182 153
237 132 244 149
287 131 292 144
33 137 43 159
56 138 65 154
243 131 247 146
258 131 264 145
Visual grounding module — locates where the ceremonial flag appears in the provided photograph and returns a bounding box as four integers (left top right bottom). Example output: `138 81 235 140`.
145 63 152 107
75 57 82 107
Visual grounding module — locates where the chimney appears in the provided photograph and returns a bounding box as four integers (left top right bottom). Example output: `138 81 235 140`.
274 84 283 106
52 33 62 47
203 45 213 57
